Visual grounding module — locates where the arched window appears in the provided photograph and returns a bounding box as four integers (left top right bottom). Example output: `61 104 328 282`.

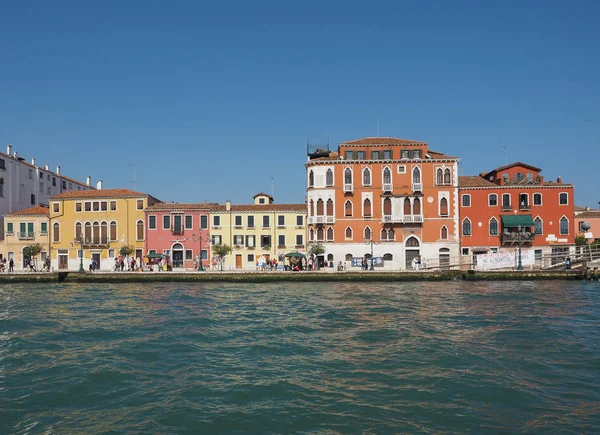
316 199 324 215
309 227 314 241
137 220 144 241
110 221 117 241
364 226 372 241
404 197 411 215
412 167 421 183
326 227 334 241
101 221 108 244
316 227 324 241
344 168 352 184
363 198 371 217
440 197 448 216
444 168 451 184
383 198 392 216
53 222 60 243
92 222 100 243
436 169 443 185
326 199 333 216
440 226 448 240
559 216 569 235
413 197 421 215
383 167 391 184
344 200 352 217
388 228 395 241
308 170 314 187
75 222 82 241
345 227 353 240
489 217 498 236
462 218 471 236
559 192 568 205
327 253 334 261
309 200 314 217
383 253 393 261
326 169 333 186
84 222 92 241
534 217 543 235
363 168 371 186
345 253 353 261
380 228 387 240
405 236 420 247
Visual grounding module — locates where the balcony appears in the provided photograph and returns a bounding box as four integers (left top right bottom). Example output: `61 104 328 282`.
307 217 315 225
501 205 513 212
18 232 35 240
519 204 531 211
316 216 325 224
344 183 353 193
381 215 424 224
501 231 534 244
171 227 184 235
382 183 392 192
412 183 423 192
326 216 335 224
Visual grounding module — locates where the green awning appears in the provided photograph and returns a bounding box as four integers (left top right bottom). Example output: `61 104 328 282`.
501 214 535 227
284 252 306 258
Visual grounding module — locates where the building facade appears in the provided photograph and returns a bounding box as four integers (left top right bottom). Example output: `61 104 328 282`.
0 144 96 239
49 188 160 271
144 203 213 269
209 193 306 270
305 137 460 270
2 206 50 269
458 162 575 267
574 206 600 244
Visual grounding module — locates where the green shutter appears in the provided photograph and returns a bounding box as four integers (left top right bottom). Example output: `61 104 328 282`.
7 222 13 233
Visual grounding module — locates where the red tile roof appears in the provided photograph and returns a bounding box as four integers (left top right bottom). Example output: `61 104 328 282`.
458 176 496 187
212 204 306 212
146 203 216 211
340 137 427 146
544 181 573 187
576 211 600 218
5 206 50 216
50 188 151 200
427 150 459 159
485 161 542 175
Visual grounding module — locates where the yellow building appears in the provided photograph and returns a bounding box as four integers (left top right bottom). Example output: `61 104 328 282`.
2 206 50 270
210 193 307 270
49 188 160 271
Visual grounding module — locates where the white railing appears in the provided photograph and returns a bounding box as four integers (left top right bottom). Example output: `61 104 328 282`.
307 217 315 224
383 215 392 222
344 183 353 193
326 216 335 224
412 183 423 192
383 183 392 192
316 216 325 224
382 215 425 223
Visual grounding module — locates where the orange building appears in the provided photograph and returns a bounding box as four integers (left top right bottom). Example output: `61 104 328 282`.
306 137 460 270
458 162 575 267
574 206 600 244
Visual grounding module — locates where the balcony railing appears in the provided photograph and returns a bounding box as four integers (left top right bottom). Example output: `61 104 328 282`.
501 232 534 243
412 183 423 192
326 216 335 224
171 227 184 235
18 232 35 240
383 183 392 192
519 204 531 211
344 183 353 193
307 217 315 224
316 216 324 224
501 205 513 212
382 215 424 223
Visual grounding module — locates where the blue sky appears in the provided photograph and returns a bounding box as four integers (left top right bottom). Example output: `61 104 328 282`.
1 0 598 207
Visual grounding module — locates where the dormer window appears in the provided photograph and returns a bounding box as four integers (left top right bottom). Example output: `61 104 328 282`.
259 198 265 204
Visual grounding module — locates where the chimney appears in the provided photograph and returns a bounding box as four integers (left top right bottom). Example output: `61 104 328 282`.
86 176 91 186
13 151 17 159
6 144 12 155
96 180 103 190
557 176 562 183
226 200 231 211
586 206 590 211
56 166 60 175
45 165 49 170
31 157 36 165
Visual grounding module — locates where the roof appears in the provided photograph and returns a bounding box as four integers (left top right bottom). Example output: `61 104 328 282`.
252 192 274 200
146 203 215 211
340 137 427 146
212 204 306 212
485 161 542 176
544 181 573 187
5 206 50 217
576 211 600 219
50 188 151 200
574 206 588 211
427 149 459 159
458 176 496 187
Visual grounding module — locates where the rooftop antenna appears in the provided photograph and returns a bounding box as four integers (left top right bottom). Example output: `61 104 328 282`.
129 163 136 190
270 176 275 200
501 146 509 165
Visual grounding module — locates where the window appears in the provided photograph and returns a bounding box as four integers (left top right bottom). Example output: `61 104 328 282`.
52 177 56 187
345 200 352 217
100 221 108 243
462 194 471 207
136 200 144 210
47 186 51 195
326 227 334 241
40 172 43 179
371 151 380 160
39 182 43 192
489 218 498 236
184 215 192 229
213 215 220 227
248 254 255 263
258 198 265 204
401 150 409 159
345 253 352 261
356 151 365 160
412 167 421 184
326 169 333 186
6 222 13 234
212 235 222 245
383 253 393 261
444 169 451 184
0 159 4 170
488 194 498 206
110 221 117 241
296 215 303 226
515 172 524 182
41 222 47 234
533 193 542 206
100 201 108 211
278 215 285 226
108 249 115 258
201 250 208 260
440 226 448 240
53 202 59 213
247 215 254 227
559 192 568 205
362 168 371 186
296 234 303 245
436 169 443 185
308 170 314 187
84 202 91 211
344 150 353 160
309 228 314 241
31 194 35 205
462 218 471 236
93 201 99 211
526 172 534 182
110 201 117 211
326 199 333 216
344 168 352 184
534 217 543 235
316 227 324 241
185 250 193 260
163 215 171 229
246 235 255 247
412 150 422 159
234 215 242 227
261 235 271 247
383 150 392 159
462 248 470 256
397 165 406 173
234 235 244 246
364 226 372 240
363 198 371 217
345 227 353 240
383 167 391 184
502 193 511 207
148 215 156 230
85 222 91 241
278 235 286 247
200 215 208 229
53 222 60 242
263 215 270 228
440 197 448 217
559 217 569 235
62 180 67 189
383 198 392 216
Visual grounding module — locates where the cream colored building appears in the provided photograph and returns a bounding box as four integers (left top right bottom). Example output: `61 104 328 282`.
209 193 307 270
2 206 50 270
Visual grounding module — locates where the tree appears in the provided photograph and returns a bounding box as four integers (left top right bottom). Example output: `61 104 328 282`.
120 245 134 257
24 243 43 268
575 235 587 246
212 244 232 271
308 243 325 270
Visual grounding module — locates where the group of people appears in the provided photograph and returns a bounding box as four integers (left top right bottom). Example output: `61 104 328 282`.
0 258 14 272
113 256 138 272
411 256 427 270
256 256 278 271
0 257 51 272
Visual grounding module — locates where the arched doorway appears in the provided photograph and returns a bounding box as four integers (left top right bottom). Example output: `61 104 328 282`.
439 248 450 269
172 243 184 268
405 236 420 270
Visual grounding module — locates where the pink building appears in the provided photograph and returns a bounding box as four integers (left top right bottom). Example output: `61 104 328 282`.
144 203 213 270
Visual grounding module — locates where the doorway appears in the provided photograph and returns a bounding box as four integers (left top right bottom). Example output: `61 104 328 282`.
91 253 101 270
172 243 184 268
58 254 68 270
405 236 421 269
235 254 242 269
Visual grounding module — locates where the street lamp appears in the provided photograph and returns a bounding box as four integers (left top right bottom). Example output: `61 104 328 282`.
364 237 380 270
516 225 529 271
580 221 592 261
76 237 90 272
192 233 211 271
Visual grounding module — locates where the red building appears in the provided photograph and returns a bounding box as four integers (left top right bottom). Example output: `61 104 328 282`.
458 162 574 267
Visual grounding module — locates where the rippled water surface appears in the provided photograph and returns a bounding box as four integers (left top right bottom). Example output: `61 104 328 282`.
1 281 599 433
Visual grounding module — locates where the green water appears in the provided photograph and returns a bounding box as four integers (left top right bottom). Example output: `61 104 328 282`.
1 281 599 433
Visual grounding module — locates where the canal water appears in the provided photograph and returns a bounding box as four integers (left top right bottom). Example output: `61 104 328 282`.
1 281 599 433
